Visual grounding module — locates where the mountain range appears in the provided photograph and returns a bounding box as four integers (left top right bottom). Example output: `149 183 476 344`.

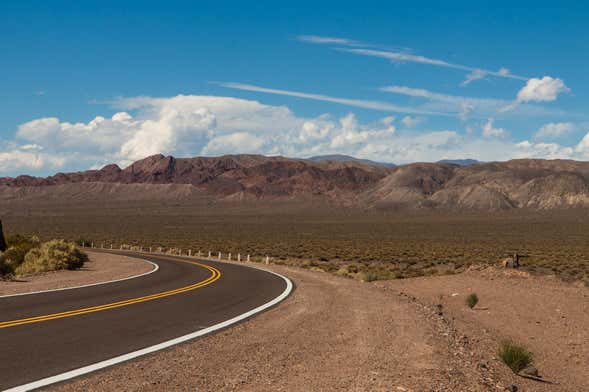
2 154 589 210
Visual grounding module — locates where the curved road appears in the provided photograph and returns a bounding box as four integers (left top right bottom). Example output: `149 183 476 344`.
0 251 290 390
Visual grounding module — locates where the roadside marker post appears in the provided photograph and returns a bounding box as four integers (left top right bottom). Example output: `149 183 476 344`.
228 253 231 261
188 249 192 257
218 252 221 260
237 253 241 262
247 254 250 262
110 244 113 250
265 256 269 265
208 251 211 258
198 250 201 257
91 242 94 248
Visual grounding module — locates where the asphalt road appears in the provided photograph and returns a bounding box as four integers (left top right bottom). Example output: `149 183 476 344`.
0 251 288 390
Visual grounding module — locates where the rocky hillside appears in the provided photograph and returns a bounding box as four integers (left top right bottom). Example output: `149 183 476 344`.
2 154 589 210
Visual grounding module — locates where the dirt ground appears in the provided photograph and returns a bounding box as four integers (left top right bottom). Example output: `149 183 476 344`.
0 251 154 296
378 267 589 392
52 261 533 392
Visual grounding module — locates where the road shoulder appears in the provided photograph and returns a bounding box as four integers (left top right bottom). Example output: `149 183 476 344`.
0 250 155 296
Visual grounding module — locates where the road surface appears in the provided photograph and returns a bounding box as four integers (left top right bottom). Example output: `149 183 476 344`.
0 251 290 390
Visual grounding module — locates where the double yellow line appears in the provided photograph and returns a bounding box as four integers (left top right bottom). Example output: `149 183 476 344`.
0 257 221 329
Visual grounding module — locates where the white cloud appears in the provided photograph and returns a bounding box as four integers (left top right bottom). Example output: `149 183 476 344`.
461 69 487 86
297 35 359 46
220 82 448 116
502 76 571 112
517 76 570 103
482 118 507 138
0 144 65 174
535 122 575 139
401 116 424 128
381 84 569 120
338 48 527 83
2 93 589 176
202 132 265 155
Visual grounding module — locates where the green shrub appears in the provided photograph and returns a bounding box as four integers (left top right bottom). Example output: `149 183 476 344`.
498 340 533 373
16 240 88 276
465 293 479 309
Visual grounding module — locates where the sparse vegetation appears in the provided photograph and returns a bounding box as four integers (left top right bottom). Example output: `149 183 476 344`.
465 293 479 309
3 205 589 285
0 235 87 277
498 340 534 373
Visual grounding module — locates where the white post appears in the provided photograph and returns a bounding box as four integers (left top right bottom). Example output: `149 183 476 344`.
91 242 94 248
237 253 241 262
265 256 269 265
188 249 192 257
247 254 250 262
198 250 201 257
110 244 113 249
208 251 211 258
149 247 152 253
218 252 222 260
228 253 231 261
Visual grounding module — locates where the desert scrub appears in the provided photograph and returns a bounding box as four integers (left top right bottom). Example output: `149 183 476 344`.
465 293 479 309
498 340 533 373
15 239 88 276
0 235 41 276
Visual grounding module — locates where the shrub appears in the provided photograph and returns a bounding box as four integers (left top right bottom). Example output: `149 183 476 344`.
16 240 88 276
465 293 479 309
356 271 378 282
498 340 533 373
0 236 41 276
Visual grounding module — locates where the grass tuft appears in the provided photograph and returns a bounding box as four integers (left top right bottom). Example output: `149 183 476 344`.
465 293 479 309
498 340 533 373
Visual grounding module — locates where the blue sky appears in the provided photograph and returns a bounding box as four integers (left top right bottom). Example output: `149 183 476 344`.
1 1 588 176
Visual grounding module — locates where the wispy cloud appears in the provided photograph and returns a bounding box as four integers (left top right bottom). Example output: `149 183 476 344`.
297 35 528 84
342 48 528 82
297 35 360 46
380 85 567 119
219 82 453 116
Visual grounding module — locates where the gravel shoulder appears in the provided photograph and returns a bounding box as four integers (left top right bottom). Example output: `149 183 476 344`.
0 251 154 296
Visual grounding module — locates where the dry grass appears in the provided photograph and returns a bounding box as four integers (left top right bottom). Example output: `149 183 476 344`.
3 200 589 284
498 340 534 373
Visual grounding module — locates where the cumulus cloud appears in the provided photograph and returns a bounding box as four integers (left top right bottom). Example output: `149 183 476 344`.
2 93 589 176
0 143 65 174
502 76 570 111
535 122 575 139
517 76 570 103
482 118 507 138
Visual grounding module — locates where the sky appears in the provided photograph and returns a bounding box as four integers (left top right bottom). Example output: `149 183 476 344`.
1 1 588 176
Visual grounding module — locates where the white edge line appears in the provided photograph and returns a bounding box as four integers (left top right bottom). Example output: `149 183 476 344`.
0 255 159 298
4 261 293 392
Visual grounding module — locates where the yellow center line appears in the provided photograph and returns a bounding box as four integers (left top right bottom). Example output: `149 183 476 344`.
0 256 221 329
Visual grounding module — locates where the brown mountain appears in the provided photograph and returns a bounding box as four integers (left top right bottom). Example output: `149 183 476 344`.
2 154 589 210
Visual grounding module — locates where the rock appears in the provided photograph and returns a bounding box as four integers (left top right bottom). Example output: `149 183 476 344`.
520 365 539 377
0 219 6 252
507 384 518 392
